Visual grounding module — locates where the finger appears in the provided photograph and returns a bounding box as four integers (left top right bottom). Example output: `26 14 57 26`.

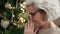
30 20 34 30
27 20 30 29
30 20 32 29
24 23 27 29
34 28 38 34
32 22 34 30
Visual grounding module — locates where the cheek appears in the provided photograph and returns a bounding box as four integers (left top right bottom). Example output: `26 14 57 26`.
33 13 44 26
33 13 42 21
34 21 44 27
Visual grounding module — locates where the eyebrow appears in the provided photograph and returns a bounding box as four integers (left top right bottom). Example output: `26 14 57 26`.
37 9 45 13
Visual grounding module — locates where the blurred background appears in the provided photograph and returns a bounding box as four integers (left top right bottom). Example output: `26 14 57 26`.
0 0 28 34
0 0 60 34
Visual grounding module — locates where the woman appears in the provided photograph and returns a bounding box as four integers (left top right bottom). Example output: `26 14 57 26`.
24 0 60 34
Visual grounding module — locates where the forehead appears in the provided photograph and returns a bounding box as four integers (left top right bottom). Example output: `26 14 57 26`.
26 4 37 13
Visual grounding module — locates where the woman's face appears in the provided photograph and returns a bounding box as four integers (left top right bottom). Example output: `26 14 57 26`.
26 4 46 27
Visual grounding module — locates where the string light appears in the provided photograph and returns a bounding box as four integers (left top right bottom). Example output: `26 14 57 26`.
21 8 25 13
20 2 25 8
21 20 24 22
20 17 24 20
22 2 26 8
21 8 24 10
10 7 13 9
12 15 15 17
23 2 26 5
13 7 15 9
22 10 25 13
13 23 17 26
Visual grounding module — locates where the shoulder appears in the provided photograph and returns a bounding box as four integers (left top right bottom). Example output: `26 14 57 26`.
51 27 60 34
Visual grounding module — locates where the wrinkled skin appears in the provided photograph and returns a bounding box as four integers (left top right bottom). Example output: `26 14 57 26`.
24 4 47 34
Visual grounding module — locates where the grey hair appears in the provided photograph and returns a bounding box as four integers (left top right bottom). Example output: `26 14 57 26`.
25 0 60 21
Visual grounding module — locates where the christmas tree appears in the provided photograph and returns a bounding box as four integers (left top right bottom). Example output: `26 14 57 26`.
0 0 28 34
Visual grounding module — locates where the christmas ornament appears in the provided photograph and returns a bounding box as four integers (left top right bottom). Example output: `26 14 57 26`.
5 2 11 9
1 20 10 29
